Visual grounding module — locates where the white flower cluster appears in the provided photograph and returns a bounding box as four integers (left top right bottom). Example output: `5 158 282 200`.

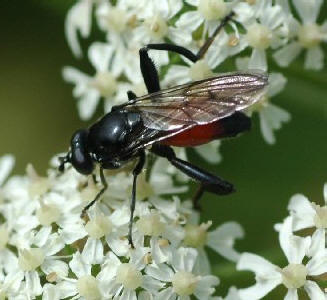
237 183 327 300
0 155 244 299
1 160 327 299
64 0 326 148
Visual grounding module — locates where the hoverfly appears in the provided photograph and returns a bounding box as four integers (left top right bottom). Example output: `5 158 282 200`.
59 12 268 246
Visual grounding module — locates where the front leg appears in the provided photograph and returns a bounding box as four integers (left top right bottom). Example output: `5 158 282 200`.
128 151 146 247
81 167 108 218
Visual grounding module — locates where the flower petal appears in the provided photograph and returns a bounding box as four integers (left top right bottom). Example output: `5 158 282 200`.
194 275 219 299
193 248 211 275
78 89 100 121
65 0 92 57
304 280 325 300
69 252 91 277
41 259 69 278
304 46 324 70
82 238 104 264
238 280 281 300
157 287 176 300
273 42 302 67
207 221 244 262
307 228 325 258
292 0 323 23
0 154 14 186
43 283 61 300
237 253 281 278
287 194 316 230
259 103 290 145
171 247 198 273
279 217 311 264
142 275 165 293
25 270 42 297
176 11 203 32
268 73 287 98
146 263 174 282
249 49 267 71
284 288 298 300
88 42 114 72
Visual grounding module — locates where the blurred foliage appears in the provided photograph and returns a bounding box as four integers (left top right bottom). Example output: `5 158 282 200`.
0 0 326 299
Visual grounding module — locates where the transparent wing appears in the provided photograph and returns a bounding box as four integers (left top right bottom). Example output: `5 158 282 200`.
124 71 268 131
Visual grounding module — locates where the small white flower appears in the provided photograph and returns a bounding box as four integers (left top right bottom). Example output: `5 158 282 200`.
242 1 288 71
284 183 327 243
14 229 67 298
132 0 191 61
183 214 244 274
0 154 14 186
96 0 168 83
274 0 327 70
216 286 242 300
97 248 163 299
237 216 327 300
176 0 250 37
82 206 131 259
146 247 219 300
65 0 98 58
56 252 106 299
63 42 125 120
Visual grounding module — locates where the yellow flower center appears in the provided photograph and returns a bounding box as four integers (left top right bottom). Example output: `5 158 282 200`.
198 0 227 21
281 264 307 289
246 23 272 50
298 23 322 48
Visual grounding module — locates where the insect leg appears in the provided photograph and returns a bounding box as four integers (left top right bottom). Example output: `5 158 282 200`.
128 150 146 247
142 11 235 65
196 11 235 59
151 144 235 195
145 44 198 63
81 167 108 218
139 47 161 93
192 184 205 210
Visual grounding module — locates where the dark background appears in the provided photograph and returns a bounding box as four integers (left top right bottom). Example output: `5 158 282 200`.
1 1 326 298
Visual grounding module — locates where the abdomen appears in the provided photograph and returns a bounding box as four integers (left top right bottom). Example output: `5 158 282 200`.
160 112 251 147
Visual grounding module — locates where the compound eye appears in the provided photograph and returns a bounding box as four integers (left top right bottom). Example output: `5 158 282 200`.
71 129 94 175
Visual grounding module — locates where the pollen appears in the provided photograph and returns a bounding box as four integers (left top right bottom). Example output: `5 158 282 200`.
246 23 272 50
136 213 166 237
85 214 113 239
281 263 307 289
228 34 239 47
92 71 117 98
77 275 102 300
172 271 199 296
145 15 168 40
105 7 128 33
183 222 211 248
198 0 227 21
116 263 143 290
298 23 322 48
